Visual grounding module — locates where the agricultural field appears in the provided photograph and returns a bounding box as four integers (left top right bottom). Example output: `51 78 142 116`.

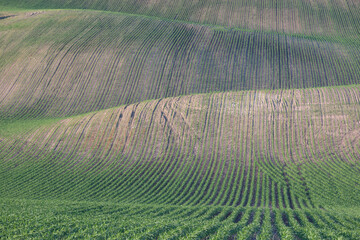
0 0 360 239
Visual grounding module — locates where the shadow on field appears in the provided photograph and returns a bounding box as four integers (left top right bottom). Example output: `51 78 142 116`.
0 15 15 20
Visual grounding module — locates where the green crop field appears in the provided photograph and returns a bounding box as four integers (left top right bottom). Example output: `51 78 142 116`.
0 0 360 239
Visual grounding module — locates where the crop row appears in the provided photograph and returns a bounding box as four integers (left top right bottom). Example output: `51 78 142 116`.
1 11 360 118
0 86 359 210
1 198 359 239
1 0 360 36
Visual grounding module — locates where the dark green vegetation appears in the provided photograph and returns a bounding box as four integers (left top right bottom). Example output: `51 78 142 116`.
1 198 360 239
1 0 360 239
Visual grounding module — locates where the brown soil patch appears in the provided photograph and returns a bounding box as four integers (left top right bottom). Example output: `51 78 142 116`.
26 12 44 18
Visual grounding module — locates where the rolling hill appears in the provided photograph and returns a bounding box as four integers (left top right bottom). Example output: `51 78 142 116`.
1 0 360 36
1 0 360 239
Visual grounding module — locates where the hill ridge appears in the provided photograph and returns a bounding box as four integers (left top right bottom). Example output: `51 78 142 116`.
1 87 360 209
1 10 360 119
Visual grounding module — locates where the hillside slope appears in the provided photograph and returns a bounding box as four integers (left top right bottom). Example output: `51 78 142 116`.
1 87 360 208
1 0 360 36
1 1 360 239
1 87 360 238
1 10 360 119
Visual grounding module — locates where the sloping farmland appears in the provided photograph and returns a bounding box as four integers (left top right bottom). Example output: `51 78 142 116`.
1 1 360 239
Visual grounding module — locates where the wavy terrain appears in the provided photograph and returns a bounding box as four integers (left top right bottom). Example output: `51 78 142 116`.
1 0 360 239
1 0 360 36
1 11 359 119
